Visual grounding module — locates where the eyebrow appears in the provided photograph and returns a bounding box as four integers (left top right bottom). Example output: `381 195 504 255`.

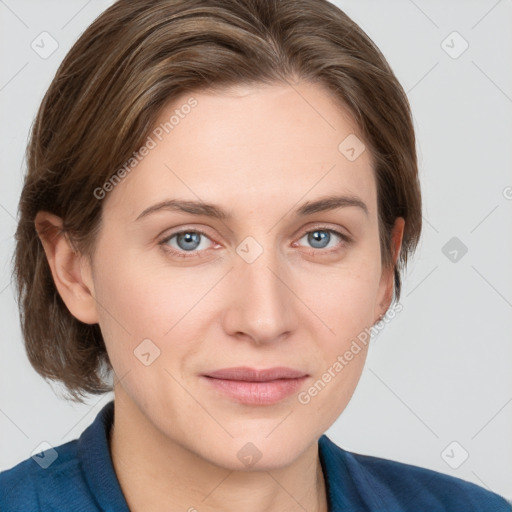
135 194 369 221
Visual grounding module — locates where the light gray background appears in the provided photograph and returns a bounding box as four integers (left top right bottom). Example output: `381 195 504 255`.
1 0 511 502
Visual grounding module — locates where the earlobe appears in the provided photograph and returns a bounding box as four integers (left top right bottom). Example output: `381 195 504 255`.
34 211 99 325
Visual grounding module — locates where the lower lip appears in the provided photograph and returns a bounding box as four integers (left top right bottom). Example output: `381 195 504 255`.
201 376 308 405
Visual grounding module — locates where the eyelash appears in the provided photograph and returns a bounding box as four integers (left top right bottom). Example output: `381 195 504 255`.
158 225 352 259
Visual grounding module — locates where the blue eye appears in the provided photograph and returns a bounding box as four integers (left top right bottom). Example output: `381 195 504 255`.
160 230 214 258
295 227 351 254
159 226 350 259
301 229 338 249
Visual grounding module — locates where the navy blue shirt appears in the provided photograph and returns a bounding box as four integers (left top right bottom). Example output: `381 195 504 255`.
0 400 510 511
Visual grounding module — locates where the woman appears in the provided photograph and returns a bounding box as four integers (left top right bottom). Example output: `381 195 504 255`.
0 0 510 510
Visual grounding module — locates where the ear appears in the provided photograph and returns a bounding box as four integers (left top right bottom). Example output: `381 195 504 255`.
375 217 405 322
34 211 99 325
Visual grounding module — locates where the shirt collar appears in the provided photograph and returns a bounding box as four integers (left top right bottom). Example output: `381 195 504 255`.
318 434 368 510
78 400 130 512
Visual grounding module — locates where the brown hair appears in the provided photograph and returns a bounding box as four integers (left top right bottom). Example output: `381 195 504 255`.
14 0 421 401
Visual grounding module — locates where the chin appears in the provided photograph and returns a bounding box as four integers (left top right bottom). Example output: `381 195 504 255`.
194 430 313 472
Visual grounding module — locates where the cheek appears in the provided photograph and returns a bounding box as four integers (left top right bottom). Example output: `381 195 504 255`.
298 264 380 422
296 256 382 340
92 226 382 364
92 248 219 355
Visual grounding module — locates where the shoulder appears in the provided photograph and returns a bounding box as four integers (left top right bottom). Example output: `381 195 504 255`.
319 435 512 511
346 450 511 510
0 400 126 512
0 439 92 511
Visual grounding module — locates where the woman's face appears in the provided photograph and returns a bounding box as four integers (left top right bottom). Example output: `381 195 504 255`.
86 81 400 469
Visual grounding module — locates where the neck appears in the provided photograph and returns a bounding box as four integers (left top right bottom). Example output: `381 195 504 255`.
109 391 328 512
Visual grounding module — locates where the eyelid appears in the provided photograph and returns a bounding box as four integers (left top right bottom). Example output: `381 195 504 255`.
158 223 352 258
295 223 352 242
159 226 219 251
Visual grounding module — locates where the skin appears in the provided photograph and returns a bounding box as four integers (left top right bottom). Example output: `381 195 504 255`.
36 81 404 512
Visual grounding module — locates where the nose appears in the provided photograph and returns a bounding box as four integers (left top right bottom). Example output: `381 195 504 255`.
221 238 298 345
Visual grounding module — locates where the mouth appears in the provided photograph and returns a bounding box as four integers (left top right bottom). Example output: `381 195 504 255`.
201 366 309 405
203 366 308 381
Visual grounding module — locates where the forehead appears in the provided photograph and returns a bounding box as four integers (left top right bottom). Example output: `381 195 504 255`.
103 81 377 221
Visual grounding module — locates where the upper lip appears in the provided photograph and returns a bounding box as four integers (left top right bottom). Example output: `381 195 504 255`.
203 367 308 382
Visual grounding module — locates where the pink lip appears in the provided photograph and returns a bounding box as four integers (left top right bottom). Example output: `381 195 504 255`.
201 367 309 405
